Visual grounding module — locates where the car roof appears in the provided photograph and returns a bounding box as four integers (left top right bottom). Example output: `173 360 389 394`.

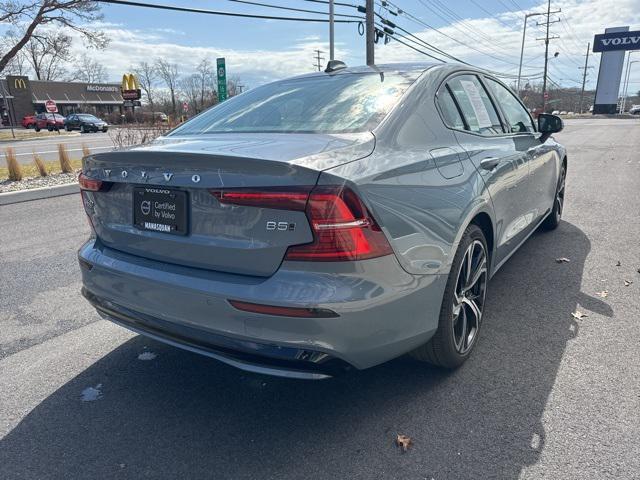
287 62 440 80
286 62 503 83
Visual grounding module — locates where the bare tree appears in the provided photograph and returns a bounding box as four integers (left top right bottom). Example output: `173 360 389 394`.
195 58 214 110
23 34 71 80
227 75 245 97
132 61 157 112
71 53 107 82
0 1 107 75
155 59 180 116
179 74 199 113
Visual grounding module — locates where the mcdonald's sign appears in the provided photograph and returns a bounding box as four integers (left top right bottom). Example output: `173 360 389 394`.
13 78 27 89
121 73 141 100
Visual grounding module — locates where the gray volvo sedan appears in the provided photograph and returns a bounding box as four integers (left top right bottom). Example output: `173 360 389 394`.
78 62 566 379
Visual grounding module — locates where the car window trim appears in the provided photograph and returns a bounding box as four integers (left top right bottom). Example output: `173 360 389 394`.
435 72 504 137
435 70 538 139
480 74 538 135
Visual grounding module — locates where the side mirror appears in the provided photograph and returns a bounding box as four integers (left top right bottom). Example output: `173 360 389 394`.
538 113 563 141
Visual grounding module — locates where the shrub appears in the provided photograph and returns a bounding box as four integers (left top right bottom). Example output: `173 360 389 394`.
33 152 48 176
58 144 73 173
5 147 22 181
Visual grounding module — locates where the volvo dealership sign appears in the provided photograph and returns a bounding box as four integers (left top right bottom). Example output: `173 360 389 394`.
592 26 640 114
593 30 640 52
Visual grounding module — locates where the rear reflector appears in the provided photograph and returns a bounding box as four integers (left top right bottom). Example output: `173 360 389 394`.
228 299 338 318
210 184 394 262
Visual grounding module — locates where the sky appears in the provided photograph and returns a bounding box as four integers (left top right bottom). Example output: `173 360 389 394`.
38 0 640 93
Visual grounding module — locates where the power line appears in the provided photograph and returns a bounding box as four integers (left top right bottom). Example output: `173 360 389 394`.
379 0 527 67
94 0 363 22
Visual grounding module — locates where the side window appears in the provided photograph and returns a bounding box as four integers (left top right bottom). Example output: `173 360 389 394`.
437 88 465 130
486 78 535 133
447 75 503 135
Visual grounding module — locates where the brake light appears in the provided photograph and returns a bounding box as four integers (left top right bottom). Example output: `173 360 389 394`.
287 185 393 261
210 185 393 262
211 187 312 211
79 172 106 191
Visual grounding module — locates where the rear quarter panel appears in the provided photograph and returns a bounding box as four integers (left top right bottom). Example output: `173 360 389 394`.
321 67 495 276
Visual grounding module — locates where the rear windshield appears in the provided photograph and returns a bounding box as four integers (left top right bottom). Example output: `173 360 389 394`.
169 72 421 135
78 114 99 121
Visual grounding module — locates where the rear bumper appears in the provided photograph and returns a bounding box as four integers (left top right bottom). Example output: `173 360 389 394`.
78 239 447 376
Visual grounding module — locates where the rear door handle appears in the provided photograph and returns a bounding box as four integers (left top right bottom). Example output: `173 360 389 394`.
480 157 501 170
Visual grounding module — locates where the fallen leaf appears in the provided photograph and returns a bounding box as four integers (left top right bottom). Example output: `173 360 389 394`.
616 261 621 267
624 280 633 287
571 311 587 320
595 290 609 298
396 434 413 452
555 257 570 263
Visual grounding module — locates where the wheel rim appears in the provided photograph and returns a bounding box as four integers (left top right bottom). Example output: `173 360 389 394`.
555 168 566 221
452 240 488 354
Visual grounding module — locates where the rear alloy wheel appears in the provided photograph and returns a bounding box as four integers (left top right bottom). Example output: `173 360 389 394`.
540 164 566 231
411 224 488 368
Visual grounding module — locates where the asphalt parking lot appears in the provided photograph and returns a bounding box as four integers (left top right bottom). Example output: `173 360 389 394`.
0 118 638 479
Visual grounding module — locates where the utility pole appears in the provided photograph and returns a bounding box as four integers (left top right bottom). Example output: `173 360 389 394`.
517 11 548 93
329 0 335 61
365 0 374 66
620 52 638 113
578 42 593 114
313 49 325 71
537 0 560 111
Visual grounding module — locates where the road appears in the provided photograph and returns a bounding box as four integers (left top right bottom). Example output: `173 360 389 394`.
2 131 115 164
1 118 639 480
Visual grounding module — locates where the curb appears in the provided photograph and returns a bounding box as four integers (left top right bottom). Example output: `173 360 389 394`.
0 132 81 144
0 182 79 206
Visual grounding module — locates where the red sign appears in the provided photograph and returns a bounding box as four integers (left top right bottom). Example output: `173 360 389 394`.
544 92 550 100
45 100 57 113
122 89 141 100
182 101 189 112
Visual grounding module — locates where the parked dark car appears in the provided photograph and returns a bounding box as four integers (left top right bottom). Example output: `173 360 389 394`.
79 62 566 378
34 113 65 132
21 115 37 129
64 114 108 133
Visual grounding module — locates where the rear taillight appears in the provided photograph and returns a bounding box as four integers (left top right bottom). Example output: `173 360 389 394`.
286 186 393 261
211 185 393 262
79 172 109 192
211 187 312 211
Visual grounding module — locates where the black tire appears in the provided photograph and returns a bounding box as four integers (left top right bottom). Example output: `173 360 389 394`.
65 124 71 132
410 224 489 368
47 125 53 132
34 126 40 132
540 163 566 231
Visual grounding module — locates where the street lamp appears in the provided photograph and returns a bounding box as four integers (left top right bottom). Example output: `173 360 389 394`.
517 12 546 93
620 52 639 113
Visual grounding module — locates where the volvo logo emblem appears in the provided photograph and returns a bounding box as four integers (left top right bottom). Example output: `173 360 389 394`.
104 169 111 177
121 170 128 178
163 172 173 181
140 200 151 215
192 174 201 183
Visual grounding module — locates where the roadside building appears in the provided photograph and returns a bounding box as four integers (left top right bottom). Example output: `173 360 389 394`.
0 75 123 125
